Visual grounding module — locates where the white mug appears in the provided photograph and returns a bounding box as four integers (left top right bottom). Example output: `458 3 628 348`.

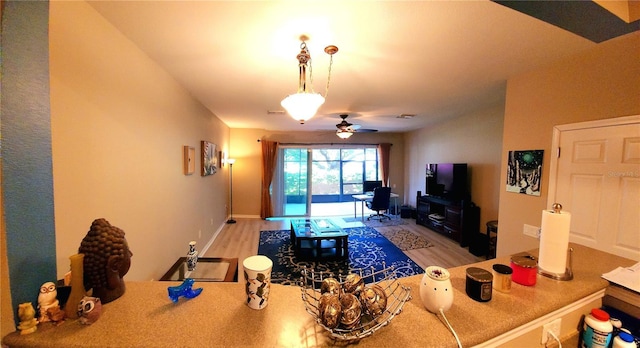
243 255 273 310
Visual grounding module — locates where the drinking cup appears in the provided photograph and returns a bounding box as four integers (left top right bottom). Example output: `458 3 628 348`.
243 255 273 310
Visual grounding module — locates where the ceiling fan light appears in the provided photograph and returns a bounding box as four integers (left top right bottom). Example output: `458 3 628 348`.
336 129 353 139
281 92 325 124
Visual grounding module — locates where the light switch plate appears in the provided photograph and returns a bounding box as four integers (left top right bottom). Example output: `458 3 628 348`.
523 224 539 238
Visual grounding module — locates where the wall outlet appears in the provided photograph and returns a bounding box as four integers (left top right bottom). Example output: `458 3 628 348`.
198 229 202 239
541 318 561 344
523 224 539 238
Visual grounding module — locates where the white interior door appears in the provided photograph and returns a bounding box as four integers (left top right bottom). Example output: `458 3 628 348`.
549 115 640 261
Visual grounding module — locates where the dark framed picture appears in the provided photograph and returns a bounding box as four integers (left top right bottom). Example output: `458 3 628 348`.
201 141 217 176
506 150 543 196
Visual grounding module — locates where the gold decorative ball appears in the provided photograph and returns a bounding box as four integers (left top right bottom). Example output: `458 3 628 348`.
320 278 341 296
342 273 364 295
360 284 387 317
339 293 362 329
318 293 341 329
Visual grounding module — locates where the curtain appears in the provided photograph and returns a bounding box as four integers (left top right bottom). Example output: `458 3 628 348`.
378 143 392 187
271 149 285 217
260 139 278 219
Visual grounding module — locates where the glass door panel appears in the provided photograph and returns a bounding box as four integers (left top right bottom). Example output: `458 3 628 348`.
283 148 308 216
342 161 363 198
311 149 340 203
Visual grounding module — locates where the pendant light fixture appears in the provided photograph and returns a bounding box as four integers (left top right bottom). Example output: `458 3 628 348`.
281 36 338 124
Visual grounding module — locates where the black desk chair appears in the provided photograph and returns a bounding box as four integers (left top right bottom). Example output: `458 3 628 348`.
366 187 392 221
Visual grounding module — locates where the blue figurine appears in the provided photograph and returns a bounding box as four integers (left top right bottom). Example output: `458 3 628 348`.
167 278 203 303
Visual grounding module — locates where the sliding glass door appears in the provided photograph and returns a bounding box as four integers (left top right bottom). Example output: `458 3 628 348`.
282 148 309 216
278 146 380 217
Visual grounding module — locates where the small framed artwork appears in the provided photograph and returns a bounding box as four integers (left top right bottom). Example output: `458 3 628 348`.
506 149 543 196
201 141 217 176
183 146 195 175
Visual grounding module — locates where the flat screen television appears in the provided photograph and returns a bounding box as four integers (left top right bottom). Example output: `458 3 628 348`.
363 180 382 193
425 163 468 200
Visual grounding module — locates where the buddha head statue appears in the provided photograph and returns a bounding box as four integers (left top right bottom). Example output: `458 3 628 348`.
78 218 132 303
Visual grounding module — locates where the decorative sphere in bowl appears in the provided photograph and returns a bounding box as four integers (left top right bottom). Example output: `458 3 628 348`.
318 293 341 329
360 284 387 317
342 274 364 295
320 278 341 296
339 293 362 329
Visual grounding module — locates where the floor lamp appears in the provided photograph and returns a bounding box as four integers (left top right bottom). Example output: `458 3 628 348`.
226 158 236 224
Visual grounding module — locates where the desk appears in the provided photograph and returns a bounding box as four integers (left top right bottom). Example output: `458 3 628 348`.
352 192 399 221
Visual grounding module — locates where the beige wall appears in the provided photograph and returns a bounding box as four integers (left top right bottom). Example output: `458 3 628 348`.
497 31 640 257
404 104 505 228
49 1 230 281
230 129 406 217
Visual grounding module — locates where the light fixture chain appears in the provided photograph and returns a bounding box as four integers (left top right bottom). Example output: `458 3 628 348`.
308 48 315 93
324 53 334 99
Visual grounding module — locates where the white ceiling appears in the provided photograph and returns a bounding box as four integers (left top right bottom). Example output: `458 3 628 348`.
87 0 598 133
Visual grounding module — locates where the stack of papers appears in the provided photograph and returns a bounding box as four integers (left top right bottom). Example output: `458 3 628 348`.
602 262 640 292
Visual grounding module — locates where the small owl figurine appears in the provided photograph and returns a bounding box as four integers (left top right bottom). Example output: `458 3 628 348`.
37 281 60 322
77 296 102 325
17 302 38 334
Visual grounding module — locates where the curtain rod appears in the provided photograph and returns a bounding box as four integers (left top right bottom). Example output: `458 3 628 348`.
258 140 391 147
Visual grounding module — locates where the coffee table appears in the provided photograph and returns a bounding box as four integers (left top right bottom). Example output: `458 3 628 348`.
290 219 348 261
160 257 238 282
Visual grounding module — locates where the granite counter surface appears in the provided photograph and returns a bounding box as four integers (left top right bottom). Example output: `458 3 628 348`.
3 243 634 347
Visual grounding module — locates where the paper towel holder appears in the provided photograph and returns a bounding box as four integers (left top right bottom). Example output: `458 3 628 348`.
538 247 574 281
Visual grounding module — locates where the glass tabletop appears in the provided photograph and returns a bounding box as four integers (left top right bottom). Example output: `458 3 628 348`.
160 257 238 282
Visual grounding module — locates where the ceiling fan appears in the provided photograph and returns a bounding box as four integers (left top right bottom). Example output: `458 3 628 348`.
335 114 378 138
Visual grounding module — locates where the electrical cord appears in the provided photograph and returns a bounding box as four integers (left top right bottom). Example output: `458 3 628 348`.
439 308 462 348
546 330 562 348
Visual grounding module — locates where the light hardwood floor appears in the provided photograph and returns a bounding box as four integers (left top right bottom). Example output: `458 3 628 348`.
202 217 484 271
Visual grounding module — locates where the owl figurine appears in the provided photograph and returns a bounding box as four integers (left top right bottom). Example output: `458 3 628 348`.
17 302 38 334
77 296 102 325
37 281 60 322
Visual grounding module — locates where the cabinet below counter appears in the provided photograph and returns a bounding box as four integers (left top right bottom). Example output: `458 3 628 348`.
3 244 635 348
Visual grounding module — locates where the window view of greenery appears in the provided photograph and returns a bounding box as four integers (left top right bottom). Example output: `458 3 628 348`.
284 147 380 204
283 148 307 204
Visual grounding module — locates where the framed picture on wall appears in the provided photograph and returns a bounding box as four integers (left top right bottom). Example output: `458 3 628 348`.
201 141 217 176
506 149 543 196
183 146 195 175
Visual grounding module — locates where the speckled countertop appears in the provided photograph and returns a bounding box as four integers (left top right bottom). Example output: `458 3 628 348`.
3 243 635 348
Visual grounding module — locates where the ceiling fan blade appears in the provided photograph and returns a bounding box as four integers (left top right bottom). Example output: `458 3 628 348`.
357 129 378 133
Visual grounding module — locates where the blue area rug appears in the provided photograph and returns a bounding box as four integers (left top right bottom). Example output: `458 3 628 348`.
258 226 424 285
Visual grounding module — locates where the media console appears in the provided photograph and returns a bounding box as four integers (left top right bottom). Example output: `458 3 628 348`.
416 191 479 247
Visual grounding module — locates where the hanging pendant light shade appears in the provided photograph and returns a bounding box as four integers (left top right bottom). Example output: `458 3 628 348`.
281 39 338 124
281 92 325 124
336 129 353 139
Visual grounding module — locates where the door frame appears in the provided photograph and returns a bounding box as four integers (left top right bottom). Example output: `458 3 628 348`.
547 114 640 209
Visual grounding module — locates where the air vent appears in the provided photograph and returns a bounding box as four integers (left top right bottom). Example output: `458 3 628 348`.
267 110 285 115
397 114 415 119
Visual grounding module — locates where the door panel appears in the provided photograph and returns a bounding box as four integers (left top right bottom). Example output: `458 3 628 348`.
553 119 640 260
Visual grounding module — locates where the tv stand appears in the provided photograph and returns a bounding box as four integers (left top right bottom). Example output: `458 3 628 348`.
416 191 479 247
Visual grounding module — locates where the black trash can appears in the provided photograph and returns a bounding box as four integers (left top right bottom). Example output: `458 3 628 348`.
469 233 488 257
400 205 414 218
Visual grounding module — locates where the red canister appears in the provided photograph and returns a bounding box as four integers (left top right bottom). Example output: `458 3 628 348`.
510 253 538 286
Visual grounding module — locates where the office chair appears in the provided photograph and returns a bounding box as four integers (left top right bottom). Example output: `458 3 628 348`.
366 187 392 221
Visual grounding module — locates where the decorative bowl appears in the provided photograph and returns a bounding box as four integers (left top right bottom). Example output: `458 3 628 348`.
299 264 411 341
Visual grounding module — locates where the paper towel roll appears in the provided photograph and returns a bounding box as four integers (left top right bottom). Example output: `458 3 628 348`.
538 209 571 274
